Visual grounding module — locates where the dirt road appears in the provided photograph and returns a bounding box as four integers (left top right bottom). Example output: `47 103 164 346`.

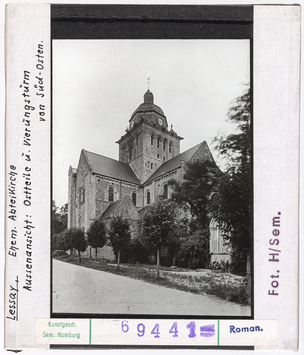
52 259 250 316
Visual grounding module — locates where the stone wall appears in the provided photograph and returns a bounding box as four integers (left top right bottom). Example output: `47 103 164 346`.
73 151 92 230
142 167 183 206
95 175 140 212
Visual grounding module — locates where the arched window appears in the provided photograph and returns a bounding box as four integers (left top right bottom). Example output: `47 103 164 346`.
132 192 137 206
169 142 172 153
147 191 150 205
108 186 114 202
163 184 168 199
157 137 160 148
151 136 154 145
163 140 166 150
151 162 153 169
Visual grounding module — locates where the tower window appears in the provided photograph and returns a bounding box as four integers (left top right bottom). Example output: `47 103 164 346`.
157 137 160 148
108 186 114 202
163 157 166 161
157 154 160 159
169 142 172 153
151 163 153 169
147 191 150 205
164 184 168 199
132 192 137 206
151 136 153 145
163 140 166 150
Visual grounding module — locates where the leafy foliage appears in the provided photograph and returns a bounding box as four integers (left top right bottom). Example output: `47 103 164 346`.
52 201 68 235
108 216 131 263
177 229 210 269
214 88 251 171
169 160 219 228
208 260 230 271
52 231 72 253
87 219 107 261
210 87 252 275
140 201 181 275
128 238 150 264
66 228 87 263
140 200 179 251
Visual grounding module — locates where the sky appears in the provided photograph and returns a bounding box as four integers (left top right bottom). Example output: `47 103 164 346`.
53 39 250 208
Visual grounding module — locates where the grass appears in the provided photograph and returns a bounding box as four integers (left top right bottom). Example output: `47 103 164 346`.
55 255 250 306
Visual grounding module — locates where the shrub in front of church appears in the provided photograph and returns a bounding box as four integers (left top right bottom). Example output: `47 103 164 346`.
108 216 132 267
86 219 107 262
128 238 150 264
208 260 230 271
176 229 210 269
52 231 71 256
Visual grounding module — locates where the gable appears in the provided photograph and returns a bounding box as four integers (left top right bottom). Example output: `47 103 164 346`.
99 195 139 221
145 142 209 183
188 141 217 165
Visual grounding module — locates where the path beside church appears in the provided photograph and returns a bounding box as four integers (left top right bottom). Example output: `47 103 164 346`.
52 259 250 316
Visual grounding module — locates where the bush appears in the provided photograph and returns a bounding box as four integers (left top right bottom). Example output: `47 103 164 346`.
208 260 230 271
177 229 210 269
128 238 150 264
230 248 247 275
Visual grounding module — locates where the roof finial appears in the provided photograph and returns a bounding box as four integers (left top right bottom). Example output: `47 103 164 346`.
147 77 151 90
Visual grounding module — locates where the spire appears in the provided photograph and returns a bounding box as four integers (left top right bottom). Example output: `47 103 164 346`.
146 77 151 90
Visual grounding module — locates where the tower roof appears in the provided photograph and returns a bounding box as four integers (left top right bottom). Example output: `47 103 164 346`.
129 90 168 128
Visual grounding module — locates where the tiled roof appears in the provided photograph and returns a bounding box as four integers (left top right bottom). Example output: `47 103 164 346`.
145 142 203 183
83 150 140 185
99 200 122 220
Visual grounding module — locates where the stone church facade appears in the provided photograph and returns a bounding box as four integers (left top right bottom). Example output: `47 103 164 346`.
68 90 230 263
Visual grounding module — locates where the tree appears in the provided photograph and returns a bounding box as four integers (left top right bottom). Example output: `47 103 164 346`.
52 231 72 254
211 87 252 276
214 88 251 172
87 219 107 262
140 201 179 278
66 228 87 263
108 216 131 268
52 201 68 235
169 160 219 228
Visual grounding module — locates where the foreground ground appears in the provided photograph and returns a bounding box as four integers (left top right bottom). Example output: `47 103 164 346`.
53 259 250 316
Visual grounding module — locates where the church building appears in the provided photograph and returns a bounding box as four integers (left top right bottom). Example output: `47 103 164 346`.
68 90 230 262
